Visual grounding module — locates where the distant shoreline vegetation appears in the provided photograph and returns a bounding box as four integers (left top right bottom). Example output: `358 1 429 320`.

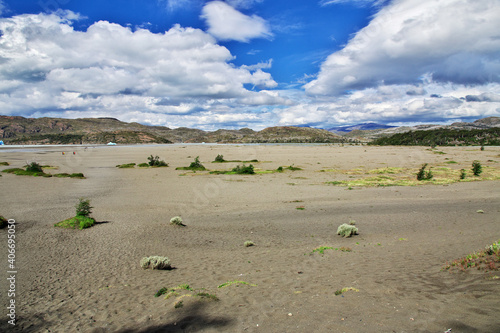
369 128 500 146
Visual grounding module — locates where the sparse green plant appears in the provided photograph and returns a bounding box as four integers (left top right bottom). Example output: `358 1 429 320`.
214 154 225 163
472 160 482 176
460 169 466 179
416 163 433 180
0 162 9 166
311 246 333 254
189 156 206 170
443 240 499 272
147 155 168 167
296 206 305 210
155 287 169 297
337 223 358 238
26 162 43 173
76 198 92 217
140 256 172 270
116 163 136 168
54 215 95 229
217 280 257 288
244 240 255 247
480 145 484 151
232 164 255 174
276 166 284 172
334 287 359 296
138 163 149 167
349 220 356 225
170 216 185 226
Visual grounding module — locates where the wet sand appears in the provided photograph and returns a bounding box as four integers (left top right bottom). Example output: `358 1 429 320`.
0 144 499 332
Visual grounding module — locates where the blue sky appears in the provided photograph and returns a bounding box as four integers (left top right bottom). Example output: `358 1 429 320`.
0 0 499 130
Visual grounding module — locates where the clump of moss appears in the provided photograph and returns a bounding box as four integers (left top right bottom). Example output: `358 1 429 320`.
244 240 255 247
337 223 359 238
140 256 172 270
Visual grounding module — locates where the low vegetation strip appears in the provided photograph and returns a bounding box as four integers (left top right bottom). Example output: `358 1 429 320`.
370 127 500 146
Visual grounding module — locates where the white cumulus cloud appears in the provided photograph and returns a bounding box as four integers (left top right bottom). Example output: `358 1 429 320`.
306 0 500 96
201 1 273 42
0 11 286 128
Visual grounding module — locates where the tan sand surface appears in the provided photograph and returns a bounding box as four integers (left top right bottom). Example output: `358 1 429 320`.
0 144 499 332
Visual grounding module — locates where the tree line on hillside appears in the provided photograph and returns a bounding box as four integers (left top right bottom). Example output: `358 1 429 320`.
369 127 500 146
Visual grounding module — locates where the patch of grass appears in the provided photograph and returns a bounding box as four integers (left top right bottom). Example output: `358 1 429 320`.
54 173 86 178
0 161 9 166
195 292 219 301
445 160 458 164
2 167 50 177
296 206 305 210
337 223 358 238
368 167 404 174
157 284 219 308
170 216 185 226
443 240 499 272
334 287 359 296
311 246 352 255
460 169 467 179
244 241 255 247
140 256 172 270
116 163 136 168
54 215 95 229
232 164 255 174
137 163 149 167
217 280 257 288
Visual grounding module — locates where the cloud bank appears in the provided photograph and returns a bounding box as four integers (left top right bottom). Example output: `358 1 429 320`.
0 10 284 129
306 0 500 96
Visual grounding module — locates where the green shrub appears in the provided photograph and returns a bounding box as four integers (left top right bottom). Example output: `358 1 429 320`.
140 256 171 270
76 198 92 217
54 173 85 178
138 163 149 167
460 169 466 180
276 166 284 172
0 216 8 229
416 163 433 180
244 241 255 247
214 154 225 163
54 215 95 229
472 160 482 176
337 223 359 238
170 216 184 226
189 156 206 170
0 162 9 166
116 163 136 168
148 155 168 167
26 162 43 173
232 164 255 174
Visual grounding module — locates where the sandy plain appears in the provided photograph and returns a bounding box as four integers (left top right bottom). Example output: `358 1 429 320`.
0 144 499 333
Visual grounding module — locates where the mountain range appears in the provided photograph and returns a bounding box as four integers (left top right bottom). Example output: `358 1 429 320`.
0 115 499 145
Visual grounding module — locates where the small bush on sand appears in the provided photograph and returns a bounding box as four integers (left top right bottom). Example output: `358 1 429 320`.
416 163 433 180
55 198 95 229
188 156 206 170
26 162 43 173
244 241 255 247
460 169 467 180
116 163 136 168
170 216 185 226
337 223 358 238
232 164 255 174
148 155 168 167
138 163 149 167
76 198 92 217
214 154 225 163
472 160 482 176
140 256 172 270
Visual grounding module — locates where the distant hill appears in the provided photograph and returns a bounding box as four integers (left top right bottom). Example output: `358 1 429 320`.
0 116 348 144
328 122 396 133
